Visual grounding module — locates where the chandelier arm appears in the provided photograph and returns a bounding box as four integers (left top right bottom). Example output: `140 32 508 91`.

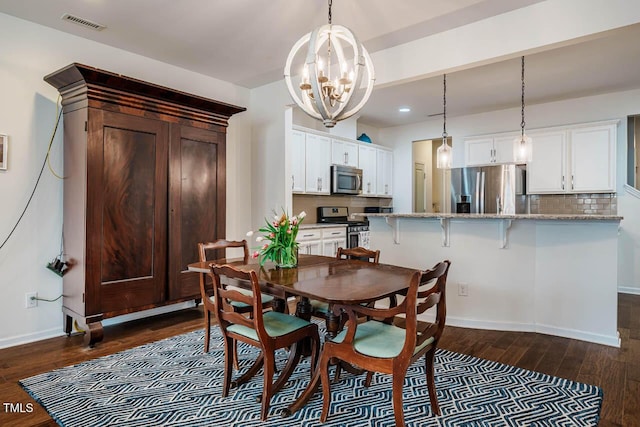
284 32 322 120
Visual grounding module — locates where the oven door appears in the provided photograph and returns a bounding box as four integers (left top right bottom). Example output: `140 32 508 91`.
347 231 360 248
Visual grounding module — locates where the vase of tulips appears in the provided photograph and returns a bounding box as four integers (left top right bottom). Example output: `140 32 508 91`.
247 210 306 269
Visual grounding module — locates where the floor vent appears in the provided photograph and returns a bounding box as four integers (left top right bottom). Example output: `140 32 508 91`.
60 13 106 31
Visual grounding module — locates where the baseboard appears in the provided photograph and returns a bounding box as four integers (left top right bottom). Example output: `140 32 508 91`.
418 313 620 348
618 286 640 295
0 328 66 350
0 302 198 350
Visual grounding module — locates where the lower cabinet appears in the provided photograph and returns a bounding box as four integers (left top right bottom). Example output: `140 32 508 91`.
297 229 322 255
321 227 347 257
297 226 346 257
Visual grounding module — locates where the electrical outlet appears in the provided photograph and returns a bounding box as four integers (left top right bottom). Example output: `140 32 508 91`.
458 283 469 297
25 292 38 308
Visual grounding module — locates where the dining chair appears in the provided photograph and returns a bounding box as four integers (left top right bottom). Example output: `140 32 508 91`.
210 264 320 421
310 246 381 320
198 239 275 368
318 260 451 426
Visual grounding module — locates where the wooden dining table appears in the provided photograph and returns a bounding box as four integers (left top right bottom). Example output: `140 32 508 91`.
187 254 419 416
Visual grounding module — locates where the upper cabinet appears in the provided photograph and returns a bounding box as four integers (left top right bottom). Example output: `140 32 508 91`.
291 127 392 198
465 134 515 166
527 121 617 194
291 130 306 193
376 148 393 197
304 133 332 194
331 139 359 167
358 144 377 196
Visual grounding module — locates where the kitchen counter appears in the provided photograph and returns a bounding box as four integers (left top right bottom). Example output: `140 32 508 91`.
355 212 623 221
365 213 621 347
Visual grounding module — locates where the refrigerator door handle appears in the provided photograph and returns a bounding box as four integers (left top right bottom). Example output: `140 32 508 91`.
480 171 485 213
475 172 481 213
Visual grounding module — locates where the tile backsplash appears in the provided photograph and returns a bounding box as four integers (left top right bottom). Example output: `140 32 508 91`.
292 194 392 223
528 193 617 215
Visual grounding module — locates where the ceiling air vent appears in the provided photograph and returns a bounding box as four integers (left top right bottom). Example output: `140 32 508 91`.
61 13 106 31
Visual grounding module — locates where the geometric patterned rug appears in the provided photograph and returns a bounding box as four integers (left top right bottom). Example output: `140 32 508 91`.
20 326 602 427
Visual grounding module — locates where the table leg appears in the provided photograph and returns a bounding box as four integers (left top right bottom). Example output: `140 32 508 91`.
325 309 341 340
272 297 286 313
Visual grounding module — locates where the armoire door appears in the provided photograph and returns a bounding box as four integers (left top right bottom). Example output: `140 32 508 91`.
168 124 226 300
86 109 168 314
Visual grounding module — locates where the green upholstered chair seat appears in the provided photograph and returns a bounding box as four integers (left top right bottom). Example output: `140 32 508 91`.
310 299 330 313
227 311 312 341
332 320 434 359
209 288 274 309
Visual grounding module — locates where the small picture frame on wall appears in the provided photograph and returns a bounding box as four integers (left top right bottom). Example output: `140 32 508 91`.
0 134 7 170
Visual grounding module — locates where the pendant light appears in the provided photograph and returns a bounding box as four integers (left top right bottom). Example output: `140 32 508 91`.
436 74 452 169
513 56 532 163
284 0 375 128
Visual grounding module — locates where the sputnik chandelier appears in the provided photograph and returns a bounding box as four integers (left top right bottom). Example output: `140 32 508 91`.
284 0 375 128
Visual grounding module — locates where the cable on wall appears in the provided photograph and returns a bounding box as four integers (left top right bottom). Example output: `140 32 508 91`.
0 100 63 251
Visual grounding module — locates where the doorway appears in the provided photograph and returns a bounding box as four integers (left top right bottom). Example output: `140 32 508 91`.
412 138 451 213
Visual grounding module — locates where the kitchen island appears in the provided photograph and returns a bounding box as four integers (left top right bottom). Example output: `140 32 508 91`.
357 213 623 347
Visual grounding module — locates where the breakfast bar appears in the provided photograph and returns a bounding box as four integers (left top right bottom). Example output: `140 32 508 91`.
359 213 623 347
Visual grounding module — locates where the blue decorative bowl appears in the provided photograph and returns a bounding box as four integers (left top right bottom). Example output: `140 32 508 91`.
357 133 372 143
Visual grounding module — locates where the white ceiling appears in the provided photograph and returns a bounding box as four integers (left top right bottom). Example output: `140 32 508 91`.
2 0 640 128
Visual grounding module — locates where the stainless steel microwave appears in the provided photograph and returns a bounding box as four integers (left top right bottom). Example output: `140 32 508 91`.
331 165 362 195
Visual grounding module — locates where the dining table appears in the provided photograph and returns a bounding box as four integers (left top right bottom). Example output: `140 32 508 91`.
187 254 420 416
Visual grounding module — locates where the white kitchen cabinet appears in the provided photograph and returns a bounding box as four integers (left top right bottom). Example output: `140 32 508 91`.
358 144 377 196
296 229 322 255
527 121 616 194
291 130 306 193
570 124 616 193
331 139 359 167
465 134 516 166
376 148 393 197
304 133 331 194
527 130 567 193
321 227 347 257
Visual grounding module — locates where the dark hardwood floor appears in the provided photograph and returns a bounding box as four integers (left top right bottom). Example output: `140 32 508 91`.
1 294 638 426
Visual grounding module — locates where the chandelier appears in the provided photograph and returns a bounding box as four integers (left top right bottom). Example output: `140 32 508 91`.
284 0 375 128
436 74 452 169
513 56 532 163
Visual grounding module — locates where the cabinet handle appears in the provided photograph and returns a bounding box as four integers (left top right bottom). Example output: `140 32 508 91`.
562 175 565 190
291 174 294 190
330 231 341 235
385 184 389 194
571 175 574 190
344 152 348 164
317 177 322 191
302 233 315 237
368 182 371 193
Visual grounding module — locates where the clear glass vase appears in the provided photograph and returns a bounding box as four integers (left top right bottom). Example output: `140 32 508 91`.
275 246 298 269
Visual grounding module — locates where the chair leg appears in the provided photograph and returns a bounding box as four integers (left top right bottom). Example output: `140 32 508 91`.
364 371 374 387
233 352 264 388
203 310 211 353
425 349 441 415
261 353 275 421
222 336 234 398
232 340 240 370
319 349 333 423
391 369 407 427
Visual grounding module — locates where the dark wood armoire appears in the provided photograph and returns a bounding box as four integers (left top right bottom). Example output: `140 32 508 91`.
45 63 245 346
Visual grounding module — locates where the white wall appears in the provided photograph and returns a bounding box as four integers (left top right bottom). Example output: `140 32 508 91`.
0 13 251 348
380 88 640 293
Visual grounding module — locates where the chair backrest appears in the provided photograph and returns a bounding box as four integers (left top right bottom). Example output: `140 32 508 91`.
210 264 268 341
336 246 380 264
399 260 451 356
198 239 249 263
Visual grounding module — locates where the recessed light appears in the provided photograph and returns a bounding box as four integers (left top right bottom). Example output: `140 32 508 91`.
399 107 411 113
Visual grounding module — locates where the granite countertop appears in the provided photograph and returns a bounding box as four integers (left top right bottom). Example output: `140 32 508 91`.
355 213 623 221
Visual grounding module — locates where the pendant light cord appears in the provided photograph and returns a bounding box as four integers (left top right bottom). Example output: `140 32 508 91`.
442 74 448 140
520 56 526 140
328 0 332 24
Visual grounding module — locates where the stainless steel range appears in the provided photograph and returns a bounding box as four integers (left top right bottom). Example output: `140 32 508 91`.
317 207 370 249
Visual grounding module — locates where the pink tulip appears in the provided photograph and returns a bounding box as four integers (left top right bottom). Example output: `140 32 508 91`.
252 251 260 258
262 243 269 250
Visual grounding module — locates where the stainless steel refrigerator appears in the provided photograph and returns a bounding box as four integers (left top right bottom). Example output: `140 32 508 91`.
450 164 527 214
